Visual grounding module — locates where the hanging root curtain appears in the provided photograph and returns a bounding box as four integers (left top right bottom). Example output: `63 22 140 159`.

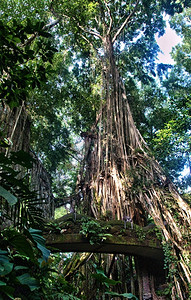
0 102 54 222
77 35 191 299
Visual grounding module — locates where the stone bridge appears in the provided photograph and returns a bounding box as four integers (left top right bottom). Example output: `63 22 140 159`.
44 214 164 261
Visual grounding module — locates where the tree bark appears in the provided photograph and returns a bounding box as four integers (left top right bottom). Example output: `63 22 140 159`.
77 32 191 299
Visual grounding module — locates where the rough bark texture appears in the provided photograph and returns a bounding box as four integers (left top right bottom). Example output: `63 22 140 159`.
77 36 191 299
0 102 31 153
0 102 54 220
30 150 54 219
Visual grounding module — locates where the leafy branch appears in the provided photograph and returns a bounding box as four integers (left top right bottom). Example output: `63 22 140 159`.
112 0 140 43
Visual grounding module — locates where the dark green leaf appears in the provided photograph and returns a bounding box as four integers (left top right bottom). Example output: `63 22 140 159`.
105 291 138 299
0 280 6 286
39 31 52 38
0 285 14 299
13 37 21 44
28 228 50 261
0 254 13 275
4 229 35 260
14 266 29 271
16 273 39 291
0 186 17 205
0 250 8 255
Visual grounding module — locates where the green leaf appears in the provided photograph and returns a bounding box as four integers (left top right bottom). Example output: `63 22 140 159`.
14 266 29 271
28 228 50 261
25 18 34 34
16 273 39 291
11 235 34 259
4 229 35 260
92 267 121 287
0 285 14 299
92 273 120 286
34 21 45 31
39 31 52 38
7 34 13 40
13 37 21 44
95 267 107 277
0 280 6 286
0 186 17 205
0 250 8 255
0 254 13 275
105 291 138 299
36 243 50 261
25 49 35 58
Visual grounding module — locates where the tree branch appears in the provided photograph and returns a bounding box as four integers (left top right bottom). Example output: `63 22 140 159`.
43 18 61 30
103 0 113 35
80 34 98 53
23 18 61 47
112 0 140 43
57 9 103 41
78 24 103 40
51 0 103 41
50 0 62 19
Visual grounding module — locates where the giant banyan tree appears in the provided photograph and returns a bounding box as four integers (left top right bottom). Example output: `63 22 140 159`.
51 0 191 298
78 39 191 298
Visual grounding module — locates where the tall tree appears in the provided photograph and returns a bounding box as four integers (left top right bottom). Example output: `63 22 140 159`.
47 1 191 298
1 1 191 298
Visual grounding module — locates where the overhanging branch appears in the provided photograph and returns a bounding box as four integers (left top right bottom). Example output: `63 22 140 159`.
112 0 140 43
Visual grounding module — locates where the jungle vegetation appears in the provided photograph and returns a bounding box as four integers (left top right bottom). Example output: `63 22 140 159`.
0 0 191 299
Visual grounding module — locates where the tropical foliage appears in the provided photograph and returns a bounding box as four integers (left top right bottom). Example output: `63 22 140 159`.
0 0 191 299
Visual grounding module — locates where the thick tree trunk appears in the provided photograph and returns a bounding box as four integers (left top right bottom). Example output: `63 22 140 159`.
77 34 191 299
0 102 54 221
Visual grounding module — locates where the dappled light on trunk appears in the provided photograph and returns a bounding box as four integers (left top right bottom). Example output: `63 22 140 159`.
77 35 191 299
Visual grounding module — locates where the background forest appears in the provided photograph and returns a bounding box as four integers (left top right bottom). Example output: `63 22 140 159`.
0 0 191 299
